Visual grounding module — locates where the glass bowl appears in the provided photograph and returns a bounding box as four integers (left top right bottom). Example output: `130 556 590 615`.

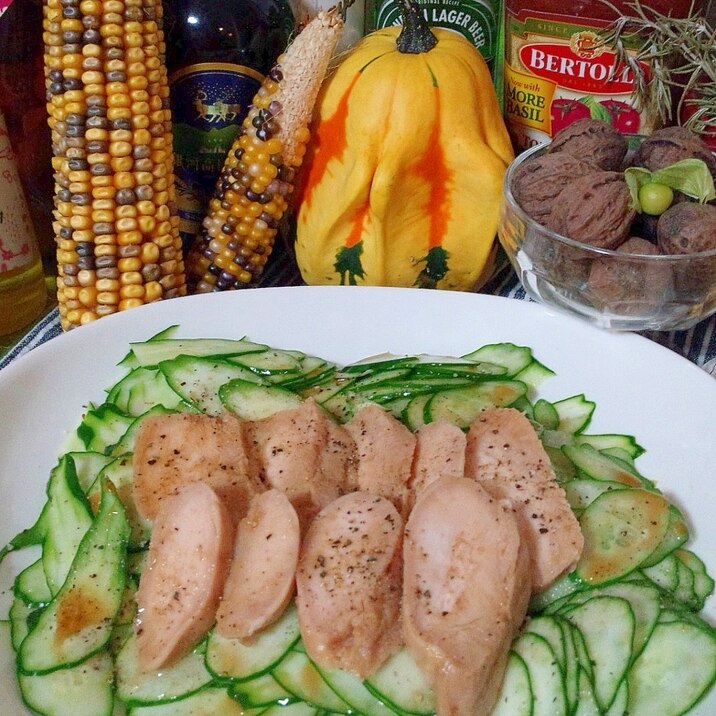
497 143 716 331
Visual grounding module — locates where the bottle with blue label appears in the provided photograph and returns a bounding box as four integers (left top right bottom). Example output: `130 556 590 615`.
164 0 295 252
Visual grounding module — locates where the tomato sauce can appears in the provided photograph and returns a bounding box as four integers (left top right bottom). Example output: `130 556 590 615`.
503 0 706 151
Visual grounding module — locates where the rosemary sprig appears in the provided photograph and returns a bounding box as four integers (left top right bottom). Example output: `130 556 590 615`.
598 0 716 136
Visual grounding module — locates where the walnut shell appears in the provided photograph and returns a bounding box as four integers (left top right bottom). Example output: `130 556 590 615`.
511 152 599 226
548 118 628 171
587 237 672 314
634 126 716 181
548 171 636 249
657 203 716 293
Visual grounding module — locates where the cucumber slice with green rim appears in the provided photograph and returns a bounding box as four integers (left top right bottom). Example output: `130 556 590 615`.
577 488 672 584
604 679 628 716
14 558 52 607
562 443 643 488
205 604 300 682
159 356 265 414
562 478 629 513
19 480 129 675
461 343 534 376
107 405 177 457
638 504 689 569
557 618 581 714
522 615 567 672
532 399 560 430
512 631 567 716
339 356 419 375
76 404 135 454
126 686 268 715
9 596 35 650
116 634 213 706
129 337 269 367
261 701 318 716
530 571 584 614
552 395 596 434
641 552 679 593
272 650 351 712
18 650 115 716
229 672 295 708
426 380 528 429
575 433 645 459
409 361 507 379
227 348 305 375
106 366 185 416
573 666 600 716
402 394 432 432
68 451 117 493
514 358 556 389
627 620 716 716
315 664 398 716
363 648 435 716
560 596 635 712
490 651 533 716
219 379 302 420
42 455 93 596
676 549 716 609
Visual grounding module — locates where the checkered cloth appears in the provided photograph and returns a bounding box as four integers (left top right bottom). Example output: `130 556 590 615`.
3 248 715 374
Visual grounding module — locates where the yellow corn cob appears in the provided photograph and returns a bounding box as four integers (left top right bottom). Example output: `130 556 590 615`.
43 0 186 330
185 11 344 293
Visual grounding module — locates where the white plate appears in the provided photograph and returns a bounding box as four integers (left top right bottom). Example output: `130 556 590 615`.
1 286 715 714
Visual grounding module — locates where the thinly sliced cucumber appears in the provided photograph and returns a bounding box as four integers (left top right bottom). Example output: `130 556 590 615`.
14 558 52 607
556 581 661 660
107 366 185 416
575 433 645 459
512 631 567 716
229 672 296 708
116 634 213 706
426 380 528 429
130 337 269 367
562 443 643 487
272 650 351 712
315 665 397 716
628 620 716 716
533 399 560 430
676 549 715 609
573 667 600 716
543 444 577 482
91 454 151 550
126 686 267 715
522 615 567 671
42 455 93 596
19 480 129 675
409 361 507 379
340 356 419 375
402 394 432 431
562 478 629 513
561 596 635 712
69 451 117 492
604 679 628 716
639 505 689 568
159 356 265 414
205 603 300 681
261 702 318 716
577 488 671 584
529 571 584 614
514 358 556 389
557 618 581 714
641 552 679 593
76 404 135 453
552 395 595 434
490 651 533 716
10 595 36 650
227 348 305 375
462 342 534 376
219 379 302 420
363 648 435 716
18 650 115 716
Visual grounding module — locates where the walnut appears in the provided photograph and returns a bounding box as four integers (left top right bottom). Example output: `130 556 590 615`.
548 118 628 171
510 152 599 226
548 172 636 250
587 237 672 314
634 126 716 182
656 202 716 293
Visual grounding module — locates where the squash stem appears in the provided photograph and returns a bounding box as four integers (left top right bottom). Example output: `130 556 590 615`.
395 0 438 54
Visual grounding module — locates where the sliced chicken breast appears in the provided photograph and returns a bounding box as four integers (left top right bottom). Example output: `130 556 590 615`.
403 476 531 716
345 404 417 516
465 407 584 591
246 399 353 528
296 492 404 678
134 482 235 671
408 419 466 511
132 411 262 524
215 489 300 641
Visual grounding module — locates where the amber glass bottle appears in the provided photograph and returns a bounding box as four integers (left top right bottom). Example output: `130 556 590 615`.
163 0 295 252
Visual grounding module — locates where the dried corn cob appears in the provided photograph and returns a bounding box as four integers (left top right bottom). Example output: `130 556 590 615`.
42 0 186 330
185 11 344 293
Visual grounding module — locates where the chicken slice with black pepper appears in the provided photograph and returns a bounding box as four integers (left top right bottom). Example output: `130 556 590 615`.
296 491 404 678
464 407 584 591
403 476 531 716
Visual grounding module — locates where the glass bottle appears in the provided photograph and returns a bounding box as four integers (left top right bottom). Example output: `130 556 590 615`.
0 109 47 338
163 0 295 252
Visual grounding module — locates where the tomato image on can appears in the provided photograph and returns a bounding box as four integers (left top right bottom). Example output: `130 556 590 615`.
503 0 703 152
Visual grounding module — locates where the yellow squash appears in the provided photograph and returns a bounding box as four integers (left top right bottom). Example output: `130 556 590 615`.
295 3 514 290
